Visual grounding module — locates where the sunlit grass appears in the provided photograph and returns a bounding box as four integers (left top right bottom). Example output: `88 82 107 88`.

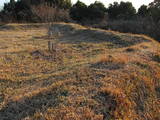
0 23 160 120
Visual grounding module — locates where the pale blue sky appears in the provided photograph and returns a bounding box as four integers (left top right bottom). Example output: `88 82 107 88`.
0 0 154 9
0 0 9 7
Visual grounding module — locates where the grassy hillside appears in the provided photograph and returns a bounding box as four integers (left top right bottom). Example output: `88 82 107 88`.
0 23 160 120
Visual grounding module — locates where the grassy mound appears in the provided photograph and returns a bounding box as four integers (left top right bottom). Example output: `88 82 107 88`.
0 23 160 120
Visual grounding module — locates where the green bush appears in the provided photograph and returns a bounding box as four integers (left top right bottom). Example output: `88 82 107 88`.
70 1 107 22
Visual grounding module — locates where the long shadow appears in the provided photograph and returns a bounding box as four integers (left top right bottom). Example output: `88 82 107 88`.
58 29 151 48
0 85 67 120
0 77 39 91
25 27 151 49
0 24 46 31
0 24 15 31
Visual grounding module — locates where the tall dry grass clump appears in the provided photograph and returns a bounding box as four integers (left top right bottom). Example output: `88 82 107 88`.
98 54 128 65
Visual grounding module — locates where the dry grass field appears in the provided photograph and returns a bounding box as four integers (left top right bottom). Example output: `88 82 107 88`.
0 23 160 120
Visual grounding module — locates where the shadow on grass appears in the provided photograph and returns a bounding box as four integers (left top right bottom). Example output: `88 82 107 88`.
0 24 15 31
0 24 46 31
0 86 68 120
58 29 150 48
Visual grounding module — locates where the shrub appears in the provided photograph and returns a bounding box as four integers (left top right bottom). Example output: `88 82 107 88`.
1 0 39 22
98 18 160 41
31 4 70 22
1 0 71 23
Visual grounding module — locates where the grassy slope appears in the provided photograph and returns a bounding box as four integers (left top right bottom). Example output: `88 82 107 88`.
0 23 160 120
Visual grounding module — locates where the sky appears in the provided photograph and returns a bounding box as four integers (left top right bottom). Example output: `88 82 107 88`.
0 0 154 10
0 0 9 8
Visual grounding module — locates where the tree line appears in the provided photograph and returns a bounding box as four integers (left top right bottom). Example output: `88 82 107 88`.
0 0 160 23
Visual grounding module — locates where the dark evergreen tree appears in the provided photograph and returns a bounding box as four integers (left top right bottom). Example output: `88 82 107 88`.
148 0 160 22
138 5 149 17
70 1 87 21
70 1 107 22
87 1 107 20
107 1 136 20
107 2 120 19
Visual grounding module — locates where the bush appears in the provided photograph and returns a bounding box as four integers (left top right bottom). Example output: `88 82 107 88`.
1 0 39 22
92 18 160 42
31 4 71 22
1 0 71 23
107 19 160 41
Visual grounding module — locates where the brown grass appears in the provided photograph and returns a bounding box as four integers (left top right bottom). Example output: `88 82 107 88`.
0 23 160 120
100 87 135 120
98 54 129 64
